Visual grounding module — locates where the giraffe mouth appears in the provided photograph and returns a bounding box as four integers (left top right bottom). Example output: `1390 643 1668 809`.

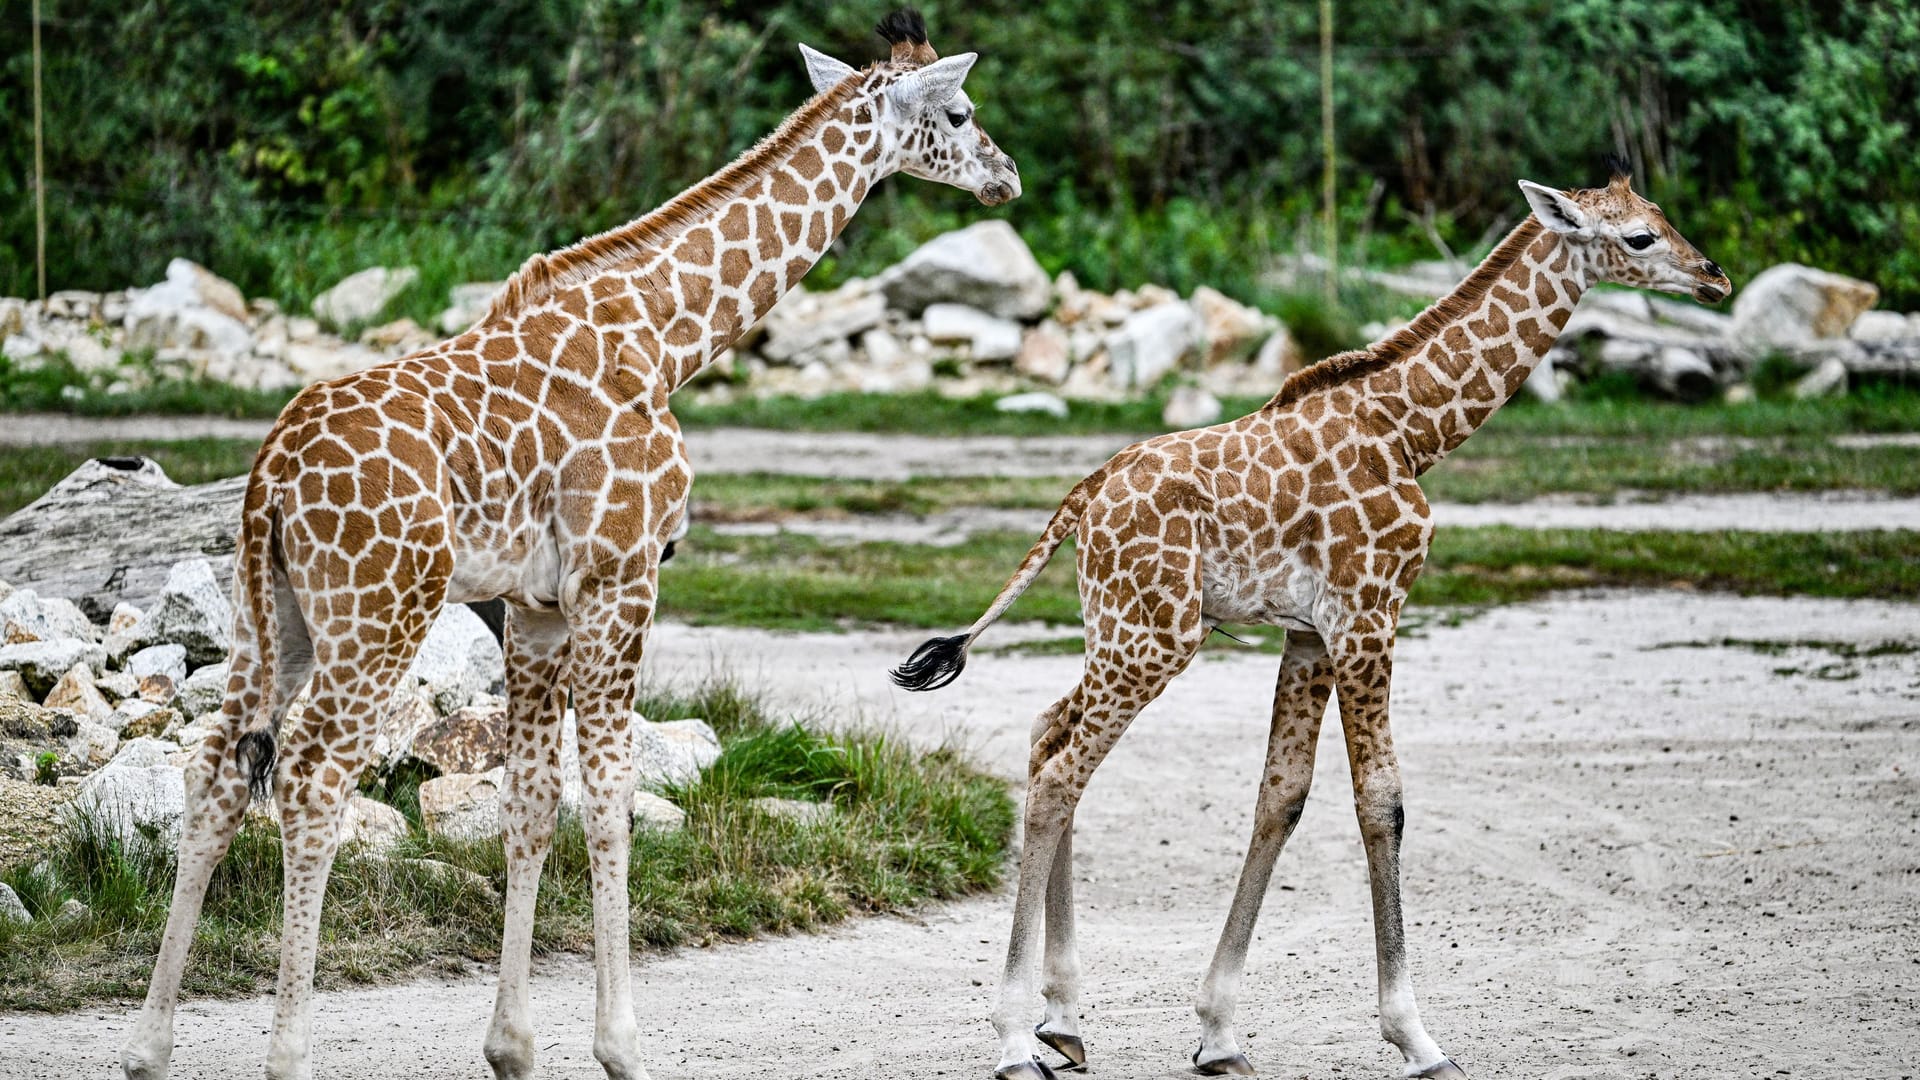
1693 283 1728 305
976 181 1016 206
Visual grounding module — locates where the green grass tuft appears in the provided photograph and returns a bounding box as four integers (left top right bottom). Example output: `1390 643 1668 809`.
0 675 1013 1012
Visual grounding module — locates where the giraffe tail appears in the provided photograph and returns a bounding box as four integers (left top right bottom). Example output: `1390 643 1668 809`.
890 467 1107 692
230 472 286 801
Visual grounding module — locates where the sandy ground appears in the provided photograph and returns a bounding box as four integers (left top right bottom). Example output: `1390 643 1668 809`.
2 591 1914 1079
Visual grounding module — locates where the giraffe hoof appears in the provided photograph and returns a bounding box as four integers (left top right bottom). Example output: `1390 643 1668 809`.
994 1059 1059 1080
1193 1049 1256 1076
1410 1058 1468 1079
1035 1026 1087 1070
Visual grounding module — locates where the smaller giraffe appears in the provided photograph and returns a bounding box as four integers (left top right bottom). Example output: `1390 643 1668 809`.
893 166 1730 1080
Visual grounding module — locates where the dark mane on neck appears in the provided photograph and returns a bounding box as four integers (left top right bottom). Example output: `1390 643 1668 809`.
483 71 868 323
1269 217 1548 407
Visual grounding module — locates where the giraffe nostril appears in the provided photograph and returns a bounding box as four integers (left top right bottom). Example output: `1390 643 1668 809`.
1704 260 1724 279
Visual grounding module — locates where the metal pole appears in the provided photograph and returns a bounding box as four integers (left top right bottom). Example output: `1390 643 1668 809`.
33 0 47 300
1319 0 1336 306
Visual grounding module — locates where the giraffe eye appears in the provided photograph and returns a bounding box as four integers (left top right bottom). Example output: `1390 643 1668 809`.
1625 233 1657 251
946 109 969 129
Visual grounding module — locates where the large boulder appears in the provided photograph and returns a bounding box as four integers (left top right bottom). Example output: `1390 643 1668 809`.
1731 264 1879 357
1105 302 1202 389
759 284 887 364
418 767 504 840
409 701 509 776
44 663 111 719
0 589 99 644
129 644 188 687
311 266 419 328
174 661 228 721
438 282 505 335
126 559 233 668
1189 286 1280 366
0 639 110 696
341 794 410 850
923 303 1023 361
66 758 187 846
633 718 722 788
1014 321 1072 385
878 221 1052 320
407 605 504 715
123 259 253 360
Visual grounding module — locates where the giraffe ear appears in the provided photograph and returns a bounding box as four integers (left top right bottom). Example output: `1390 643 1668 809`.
798 43 857 94
890 51 976 110
1519 180 1592 236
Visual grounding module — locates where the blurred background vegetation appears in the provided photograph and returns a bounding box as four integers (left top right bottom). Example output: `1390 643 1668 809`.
2 0 1916 316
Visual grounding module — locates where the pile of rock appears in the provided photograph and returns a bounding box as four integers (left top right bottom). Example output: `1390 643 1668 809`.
703 221 1296 424
0 258 463 394
0 558 726 869
0 223 1297 425
1287 254 1919 403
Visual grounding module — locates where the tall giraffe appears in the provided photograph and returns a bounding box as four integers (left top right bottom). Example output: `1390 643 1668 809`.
122 11 1018 1080
893 168 1730 1080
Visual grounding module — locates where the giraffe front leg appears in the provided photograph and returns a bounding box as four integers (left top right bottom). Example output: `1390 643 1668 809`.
1332 627 1464 1080
1193 632 1334 1076
567 579 657 1080
484 608 572 1080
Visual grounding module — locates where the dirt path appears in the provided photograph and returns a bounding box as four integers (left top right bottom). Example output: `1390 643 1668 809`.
3 591 1914 1079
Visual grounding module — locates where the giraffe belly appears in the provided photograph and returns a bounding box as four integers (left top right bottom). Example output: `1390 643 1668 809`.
1200 550 1323 632
444 529 565 608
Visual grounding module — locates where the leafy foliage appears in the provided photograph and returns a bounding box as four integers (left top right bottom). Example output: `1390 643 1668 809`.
0 1 1915 311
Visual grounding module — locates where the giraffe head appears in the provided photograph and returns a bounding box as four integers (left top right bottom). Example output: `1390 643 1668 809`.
1518 161 1732 305
799 8 1022 206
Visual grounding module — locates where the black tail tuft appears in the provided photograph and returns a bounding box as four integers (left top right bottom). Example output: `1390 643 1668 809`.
235 729 276 802
890 634 969 692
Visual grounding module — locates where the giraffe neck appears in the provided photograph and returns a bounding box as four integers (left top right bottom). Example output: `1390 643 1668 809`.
491 73 895 399
1361 218 1590 472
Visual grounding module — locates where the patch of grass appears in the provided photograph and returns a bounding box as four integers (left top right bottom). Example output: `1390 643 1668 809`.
1429 433 1920 502
0 355 295 419
672 391 1271 437
659 526 1920 633
691 472 1070 522
0 675 1012 1012
0 439 263 516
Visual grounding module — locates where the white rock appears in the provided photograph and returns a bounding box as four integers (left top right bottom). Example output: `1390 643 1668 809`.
634 719 722 788
1250 328 1302 380
878 221 1052 320
922 303 1023 361
1161 386 1223 429
68 718 120 768
175 661 228 720
126 559 233 667
761 285 887 364
1190 286 1279 365
1521 356 1564 404
105 698 165 736
1848 310 1914 342
107 602 143 638
633 792 687 831
1014 321 1072 384
0 640 109 696
0 670 28 701
1731 264 1879 356
407 605 504 715
994 391 1069 419
283 340 386 382
859 327 906 368
123 260 253 361
129 644 188 686
418 767 505 840
342 794 410 850
67 759 187 846
44 662 111 719
1106 302 1202 389
752 796 834 826
111 736 182 769
311 266 419 328
438 282 504 334
1792 355 1849 399
0 589 99 644
0 882 28 924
